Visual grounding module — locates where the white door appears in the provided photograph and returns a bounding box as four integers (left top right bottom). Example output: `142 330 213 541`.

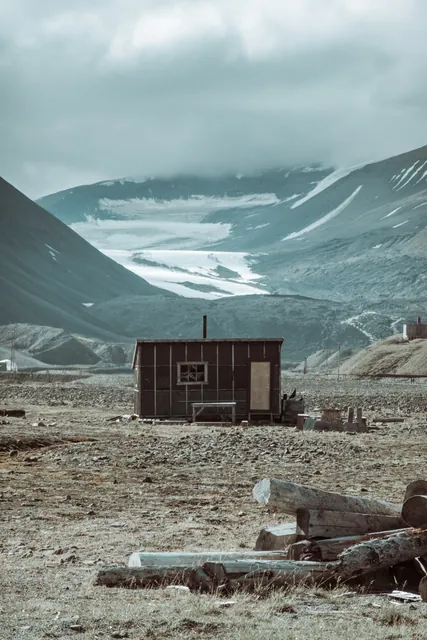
250 362 271 411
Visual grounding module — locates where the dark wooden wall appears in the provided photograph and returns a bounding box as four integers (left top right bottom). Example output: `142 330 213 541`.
134 340 282 420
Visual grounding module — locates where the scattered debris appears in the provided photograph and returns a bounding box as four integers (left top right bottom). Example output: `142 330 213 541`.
388 590 421 603
300 406 368 433
0 408 25 418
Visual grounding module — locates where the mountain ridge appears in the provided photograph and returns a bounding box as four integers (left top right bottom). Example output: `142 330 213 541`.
38 144 427 301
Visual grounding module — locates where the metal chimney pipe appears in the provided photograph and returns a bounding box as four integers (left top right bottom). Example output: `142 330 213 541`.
418 316 422 325
202 315 207 339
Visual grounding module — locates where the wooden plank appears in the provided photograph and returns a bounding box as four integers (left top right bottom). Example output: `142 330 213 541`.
254 523 299 551
296 508 405 539
128 550 289 568
253 479 401 517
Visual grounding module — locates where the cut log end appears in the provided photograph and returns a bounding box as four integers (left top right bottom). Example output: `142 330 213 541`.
402 495 427 528
419 576 427 602
253 478 271 506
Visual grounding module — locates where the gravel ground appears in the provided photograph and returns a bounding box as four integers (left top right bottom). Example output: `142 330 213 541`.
2 374 427 639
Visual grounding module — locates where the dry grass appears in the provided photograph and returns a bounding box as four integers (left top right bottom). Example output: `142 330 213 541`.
2 376 427 639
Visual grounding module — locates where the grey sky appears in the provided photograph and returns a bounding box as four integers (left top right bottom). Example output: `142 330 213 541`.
1 0 426 198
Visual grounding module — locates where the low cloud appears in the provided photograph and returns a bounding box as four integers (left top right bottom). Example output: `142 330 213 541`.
1 0 426 197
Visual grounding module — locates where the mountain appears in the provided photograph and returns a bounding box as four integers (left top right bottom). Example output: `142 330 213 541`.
38 145 427 301
0 177 168 336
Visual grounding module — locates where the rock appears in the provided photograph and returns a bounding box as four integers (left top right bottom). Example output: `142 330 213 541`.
110 522 126 528
143 476 153 483
70 625 85 633
23 456 38 463
9 450 18 458
60 553 77 564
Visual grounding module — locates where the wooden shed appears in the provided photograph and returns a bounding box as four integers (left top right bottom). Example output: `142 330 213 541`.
132 332 283 423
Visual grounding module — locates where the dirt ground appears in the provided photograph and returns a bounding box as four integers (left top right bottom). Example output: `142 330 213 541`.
2 373 427 639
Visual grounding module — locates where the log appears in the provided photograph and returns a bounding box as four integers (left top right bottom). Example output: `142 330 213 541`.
204 559 331 587
310 529 409 561
404 480 427 502
95 566 212 590
419 575 427 602
128 550 289 568
402 495 427 527
96 560 333 591
336 529 427 579
253 479 400 516
98 531 427 592
254 522 299 551
296 508 405 539
373 417 405 423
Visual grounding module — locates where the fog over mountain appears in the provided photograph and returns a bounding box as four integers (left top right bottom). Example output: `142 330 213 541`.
1 0 427 197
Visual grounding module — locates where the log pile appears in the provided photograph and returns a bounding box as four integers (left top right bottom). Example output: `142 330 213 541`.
95 478 427 599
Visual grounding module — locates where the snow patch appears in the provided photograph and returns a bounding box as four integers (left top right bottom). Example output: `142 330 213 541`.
380 207 401 220
45 244 59 261
283 186 363 241
82 302 94 307
373 244 382 249
415 169 427 185
98 193 280 218
393 161 420 190
413 202 427 209
396 160 427 191
393 220 408 228
341 311 377 343
290 166 361 209
103 249 266 300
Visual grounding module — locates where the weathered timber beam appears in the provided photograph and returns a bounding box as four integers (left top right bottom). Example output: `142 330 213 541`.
254 522 299 551
128 550 289 568
95 566 211 590
253 478 400 516
296 508 405 539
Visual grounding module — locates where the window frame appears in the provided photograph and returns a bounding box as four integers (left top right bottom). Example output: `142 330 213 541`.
177 361 208 385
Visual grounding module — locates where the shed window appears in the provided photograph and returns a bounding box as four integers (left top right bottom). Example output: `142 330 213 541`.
177 362 207 384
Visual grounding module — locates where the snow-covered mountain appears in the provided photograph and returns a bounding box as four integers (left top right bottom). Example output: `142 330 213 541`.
38 145 427 301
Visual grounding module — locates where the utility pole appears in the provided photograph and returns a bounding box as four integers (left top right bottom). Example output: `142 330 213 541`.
337 343 341 382
10 325 16 372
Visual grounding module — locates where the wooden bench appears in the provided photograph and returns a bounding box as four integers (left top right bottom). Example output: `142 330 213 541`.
191 402 236 424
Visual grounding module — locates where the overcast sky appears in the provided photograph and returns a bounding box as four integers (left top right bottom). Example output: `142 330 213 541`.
1 0 426 198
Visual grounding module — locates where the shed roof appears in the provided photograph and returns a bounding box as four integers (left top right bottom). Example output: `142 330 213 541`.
132 337 284 368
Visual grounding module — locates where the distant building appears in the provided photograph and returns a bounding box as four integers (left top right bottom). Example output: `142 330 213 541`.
403 317 427 340
0 359 17 372
132 317 283 422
